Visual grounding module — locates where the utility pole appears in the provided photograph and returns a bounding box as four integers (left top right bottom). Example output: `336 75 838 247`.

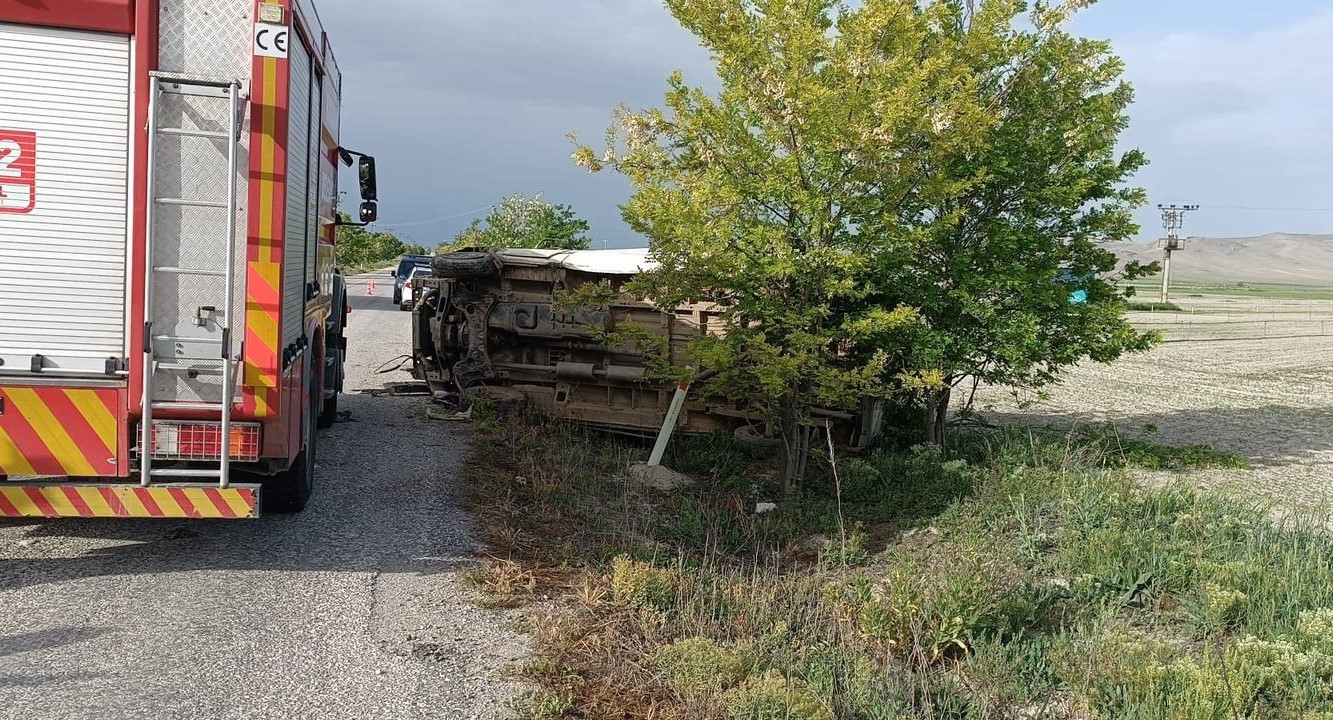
1158 203 1198 303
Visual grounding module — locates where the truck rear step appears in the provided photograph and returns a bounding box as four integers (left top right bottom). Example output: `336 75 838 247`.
0 482 258 519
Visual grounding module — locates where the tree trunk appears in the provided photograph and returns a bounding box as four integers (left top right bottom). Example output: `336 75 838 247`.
924 386 952 449
777 398 812 497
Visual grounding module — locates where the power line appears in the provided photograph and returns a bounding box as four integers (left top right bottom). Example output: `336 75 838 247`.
1158 203 1198 304
1166 204 1333 213
377 204 496 229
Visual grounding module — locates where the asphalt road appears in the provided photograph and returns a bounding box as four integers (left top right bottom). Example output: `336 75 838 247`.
0 274 523 719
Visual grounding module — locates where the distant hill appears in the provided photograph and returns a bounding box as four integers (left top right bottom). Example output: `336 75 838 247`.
1108 233 1333 285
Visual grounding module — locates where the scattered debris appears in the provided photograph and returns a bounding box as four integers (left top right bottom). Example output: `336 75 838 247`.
464 386 528 417
432 390 463 408
355 381 431 397
373 355 414 375
627 462 694 492
385 381 430 395
427 405 473 422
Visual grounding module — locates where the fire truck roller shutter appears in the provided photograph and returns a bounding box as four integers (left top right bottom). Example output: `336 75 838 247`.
282 32 314 349
0 23 131 377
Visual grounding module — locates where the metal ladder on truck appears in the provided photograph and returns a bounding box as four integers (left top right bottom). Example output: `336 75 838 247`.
139 74 243 488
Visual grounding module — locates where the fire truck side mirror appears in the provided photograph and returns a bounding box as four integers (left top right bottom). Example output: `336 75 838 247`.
358 156 378 202
359 201 378 224
335 147 379 227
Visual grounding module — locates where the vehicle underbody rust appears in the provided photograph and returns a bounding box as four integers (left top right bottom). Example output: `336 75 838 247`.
412 248 884 448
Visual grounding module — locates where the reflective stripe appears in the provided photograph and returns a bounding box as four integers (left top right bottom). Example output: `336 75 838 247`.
0 485 259 519
0 386 120 477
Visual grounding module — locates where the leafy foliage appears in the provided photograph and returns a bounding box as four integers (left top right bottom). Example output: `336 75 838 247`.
445 193 592 251
334 214 428 269
574 0 1158 484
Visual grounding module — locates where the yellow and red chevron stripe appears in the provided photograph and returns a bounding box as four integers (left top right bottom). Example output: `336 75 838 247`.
0 484 258 519
0 387 121 477
244 26 288 419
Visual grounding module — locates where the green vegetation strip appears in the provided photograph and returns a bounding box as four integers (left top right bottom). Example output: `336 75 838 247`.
1130 282 1333 302
466 416 1330 719
1126 301 1183 312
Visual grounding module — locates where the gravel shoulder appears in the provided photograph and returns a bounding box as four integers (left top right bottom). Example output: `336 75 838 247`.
0 275 524 720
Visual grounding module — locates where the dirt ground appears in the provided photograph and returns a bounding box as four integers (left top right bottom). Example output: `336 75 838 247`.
970 294 1333 512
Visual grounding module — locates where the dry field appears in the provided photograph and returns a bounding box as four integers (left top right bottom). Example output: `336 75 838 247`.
971 293 1333 510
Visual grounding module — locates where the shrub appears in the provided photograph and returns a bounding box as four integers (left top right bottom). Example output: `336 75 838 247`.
818 525 871 569
651 636 753 695
512 690 574 720
1080 613 1333 719
724 671 834 720
610 556 677 611
1127 301 1183 312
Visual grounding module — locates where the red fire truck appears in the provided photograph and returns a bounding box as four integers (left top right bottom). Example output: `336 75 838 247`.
0 0 378 518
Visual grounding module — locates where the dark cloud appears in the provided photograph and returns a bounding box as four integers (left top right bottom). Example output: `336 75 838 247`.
320 1 711 247
319 1 1333 246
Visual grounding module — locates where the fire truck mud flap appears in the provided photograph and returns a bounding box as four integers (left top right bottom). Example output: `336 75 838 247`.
0 483 260 520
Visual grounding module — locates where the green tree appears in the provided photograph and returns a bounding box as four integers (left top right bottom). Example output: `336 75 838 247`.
335 214 427 269
444 193 592 251
574 0 1157 491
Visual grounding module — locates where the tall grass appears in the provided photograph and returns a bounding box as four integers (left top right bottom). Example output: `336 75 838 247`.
464 415 1333 719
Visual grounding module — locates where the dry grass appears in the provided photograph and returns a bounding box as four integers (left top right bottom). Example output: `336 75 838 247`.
463 404 1333 719
461 293 1333 719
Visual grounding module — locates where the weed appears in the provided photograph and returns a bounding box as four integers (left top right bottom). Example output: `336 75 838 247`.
817 525 871 569
723 671 834 720
651 636 753 695
463 415 1333 718
610 556 678 611
1073 424 1251 470
464 558 537 606
512 689 574 720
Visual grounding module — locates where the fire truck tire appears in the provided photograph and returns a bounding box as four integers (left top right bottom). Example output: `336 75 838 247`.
318 390 338 429
431 251 496 279
318 341 340 429
264 381 318 513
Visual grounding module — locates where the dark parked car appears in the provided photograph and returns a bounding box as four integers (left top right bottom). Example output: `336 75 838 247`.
391 255 431 305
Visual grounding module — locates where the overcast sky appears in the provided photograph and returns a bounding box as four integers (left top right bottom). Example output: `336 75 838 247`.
320 0 1333 248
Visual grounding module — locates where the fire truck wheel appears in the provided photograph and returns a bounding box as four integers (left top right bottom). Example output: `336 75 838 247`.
431 251 496 279
264 382 318 513
317 340 340 429
318 389 338 429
